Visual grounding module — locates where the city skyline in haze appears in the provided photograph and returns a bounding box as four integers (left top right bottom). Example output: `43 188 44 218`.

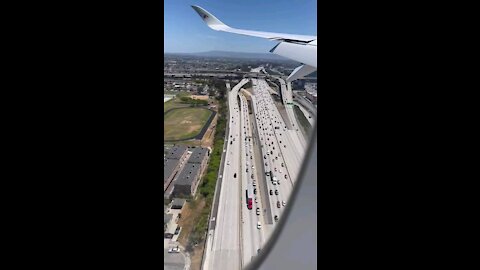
164 0 317 54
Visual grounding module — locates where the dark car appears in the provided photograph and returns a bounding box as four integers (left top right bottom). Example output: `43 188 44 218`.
234 173 237 178
275 190 279 195
277 201 281 208
270 190 273 195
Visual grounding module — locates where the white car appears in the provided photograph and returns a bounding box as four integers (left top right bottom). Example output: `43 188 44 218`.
227 161 230 165
282 201 286 207
168 247 180 253
257 221 262 229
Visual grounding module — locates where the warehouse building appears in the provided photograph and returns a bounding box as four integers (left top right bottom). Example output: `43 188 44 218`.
164 145 189 192
188 147 209 164
173 163 202 196
165 145 188 160
164 159 181 192
164 146 209 197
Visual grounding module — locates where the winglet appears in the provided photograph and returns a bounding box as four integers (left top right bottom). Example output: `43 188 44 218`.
191 5 229 31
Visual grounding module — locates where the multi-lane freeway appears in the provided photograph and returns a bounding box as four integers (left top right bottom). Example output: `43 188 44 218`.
203 79 248 270
203 76 312 270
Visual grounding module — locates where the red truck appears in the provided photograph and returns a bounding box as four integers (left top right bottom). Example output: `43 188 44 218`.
246 186 253 210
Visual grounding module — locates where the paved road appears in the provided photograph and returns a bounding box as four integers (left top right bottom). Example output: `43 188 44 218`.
293 91 317 117
202 76 308 270
293 100 315 127
278 77 307 149
202 79 248 270
239 92 266 266
249 78 307 235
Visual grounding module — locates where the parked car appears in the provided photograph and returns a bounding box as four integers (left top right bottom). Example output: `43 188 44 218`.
277 201 281 208
234 173 237 178
282 201 286 206
256 208 260 215
274 215 279 222
275 190 279 195
270 190 273 195
168 246 180 253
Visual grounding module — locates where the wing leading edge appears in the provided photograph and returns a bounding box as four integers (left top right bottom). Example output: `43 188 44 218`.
191 5 317 80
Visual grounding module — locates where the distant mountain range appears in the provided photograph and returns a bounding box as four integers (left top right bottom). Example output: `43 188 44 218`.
166 51 287 60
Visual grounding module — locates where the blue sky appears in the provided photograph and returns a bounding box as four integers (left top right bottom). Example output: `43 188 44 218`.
164 0 317 53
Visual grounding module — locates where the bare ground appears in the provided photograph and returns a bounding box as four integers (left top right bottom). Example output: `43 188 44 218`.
189 243 205 270
177 198 206 247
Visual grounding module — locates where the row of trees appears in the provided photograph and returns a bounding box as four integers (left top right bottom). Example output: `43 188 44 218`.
179 96 208 106
187 80 228 249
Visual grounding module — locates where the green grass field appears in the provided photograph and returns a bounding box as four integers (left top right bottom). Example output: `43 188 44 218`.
164 92 193 112
164 108 212 141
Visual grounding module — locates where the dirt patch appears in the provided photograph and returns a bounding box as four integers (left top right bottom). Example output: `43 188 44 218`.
176 197 210 270
201 114 217 148
189 242 205 270
177 198 206 247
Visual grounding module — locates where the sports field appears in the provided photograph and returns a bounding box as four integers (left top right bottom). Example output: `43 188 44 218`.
164 108 213 141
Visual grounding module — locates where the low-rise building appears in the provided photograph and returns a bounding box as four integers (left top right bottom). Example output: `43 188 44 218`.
165 145 188 160
164 146 210 198
164 145 189 192
171 198 186 210
173 163 202 196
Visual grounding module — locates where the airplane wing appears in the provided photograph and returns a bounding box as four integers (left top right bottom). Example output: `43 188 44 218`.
191 5 317 81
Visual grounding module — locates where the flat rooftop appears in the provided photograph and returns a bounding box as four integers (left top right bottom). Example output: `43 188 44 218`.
165 145 188 160
187 147 208 164
164 158 180 182
175 163 201 185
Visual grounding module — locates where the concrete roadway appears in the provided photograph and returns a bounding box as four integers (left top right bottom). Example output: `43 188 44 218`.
253 79 304 183
275 77 308 149
293 100 315 127
239 93 265 266
203 79 248 270
202 77 308 270
293 91 317 117
250 78 305 229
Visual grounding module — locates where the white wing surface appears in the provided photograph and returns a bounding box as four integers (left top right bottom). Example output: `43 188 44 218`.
192 5 317 80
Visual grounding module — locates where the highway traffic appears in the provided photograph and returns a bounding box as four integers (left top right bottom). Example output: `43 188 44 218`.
203 76 310 270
